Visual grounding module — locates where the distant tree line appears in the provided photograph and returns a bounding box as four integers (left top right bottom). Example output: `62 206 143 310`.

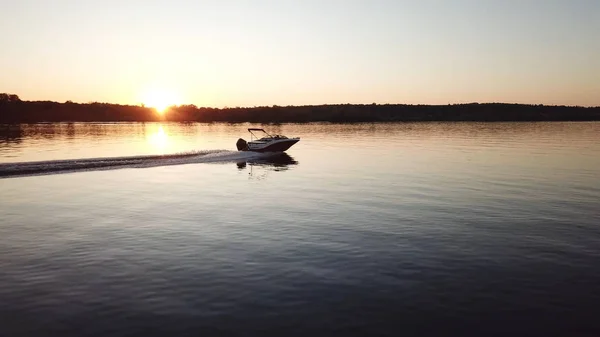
1 93 599 123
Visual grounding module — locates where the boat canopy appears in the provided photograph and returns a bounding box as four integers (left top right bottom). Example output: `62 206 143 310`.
248 128 271 141
247 128 289 141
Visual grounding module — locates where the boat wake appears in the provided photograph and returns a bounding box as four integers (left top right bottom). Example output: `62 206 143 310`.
0 150 274 179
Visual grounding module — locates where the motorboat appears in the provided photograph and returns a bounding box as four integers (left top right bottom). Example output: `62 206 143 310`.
236 128 300 152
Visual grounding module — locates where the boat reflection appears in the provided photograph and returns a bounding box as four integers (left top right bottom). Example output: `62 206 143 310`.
236 152 298 179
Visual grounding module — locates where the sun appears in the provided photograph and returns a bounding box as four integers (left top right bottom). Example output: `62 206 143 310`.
141 87 181 114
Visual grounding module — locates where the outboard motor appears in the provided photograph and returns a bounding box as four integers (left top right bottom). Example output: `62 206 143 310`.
236 138 248 151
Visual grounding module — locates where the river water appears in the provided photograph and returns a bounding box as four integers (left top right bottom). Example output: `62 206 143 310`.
1 122 599 336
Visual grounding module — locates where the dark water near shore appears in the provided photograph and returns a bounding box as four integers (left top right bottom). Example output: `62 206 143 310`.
1 122 599 336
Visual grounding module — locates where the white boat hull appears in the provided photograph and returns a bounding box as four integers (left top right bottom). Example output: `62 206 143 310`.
239 138 300 152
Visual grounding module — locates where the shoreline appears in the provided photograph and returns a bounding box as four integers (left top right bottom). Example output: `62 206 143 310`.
1 100 599 123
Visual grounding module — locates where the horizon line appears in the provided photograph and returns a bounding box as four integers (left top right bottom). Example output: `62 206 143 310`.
3 94 599 109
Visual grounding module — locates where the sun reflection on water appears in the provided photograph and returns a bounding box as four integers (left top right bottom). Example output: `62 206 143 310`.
147 125 169 152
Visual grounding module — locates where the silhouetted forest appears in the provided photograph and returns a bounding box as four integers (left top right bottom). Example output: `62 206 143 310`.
1 93 599 123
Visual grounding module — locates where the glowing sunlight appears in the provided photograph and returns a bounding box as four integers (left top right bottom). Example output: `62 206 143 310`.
147 125 169 151
141 87 181 113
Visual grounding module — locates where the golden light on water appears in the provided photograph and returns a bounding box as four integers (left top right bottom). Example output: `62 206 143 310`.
147 125 169 150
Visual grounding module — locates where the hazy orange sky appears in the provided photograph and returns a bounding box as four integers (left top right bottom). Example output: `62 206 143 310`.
2 0 599 107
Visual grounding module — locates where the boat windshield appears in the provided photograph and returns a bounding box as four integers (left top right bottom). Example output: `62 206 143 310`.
248 129 290 142
258 135 288 141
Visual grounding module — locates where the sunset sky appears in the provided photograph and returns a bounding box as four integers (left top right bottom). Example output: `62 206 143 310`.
2 0 599 107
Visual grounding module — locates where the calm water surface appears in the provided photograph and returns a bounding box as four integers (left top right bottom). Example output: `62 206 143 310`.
1 122 599 336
